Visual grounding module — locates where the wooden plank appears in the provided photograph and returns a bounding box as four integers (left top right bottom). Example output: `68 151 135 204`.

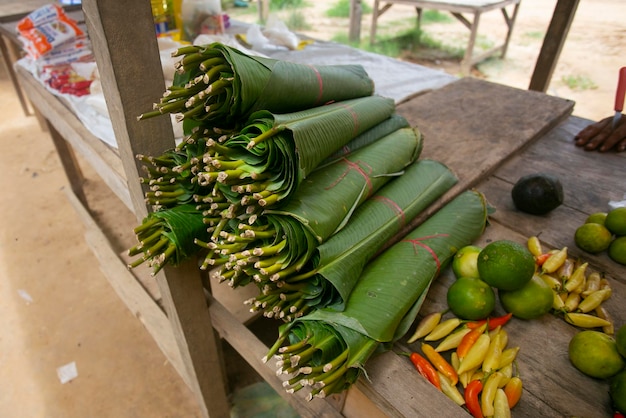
529 0 580 92
207 294 344 418
16 66 131 210
64 188 190 389
81 1 230 417
387 77 574 243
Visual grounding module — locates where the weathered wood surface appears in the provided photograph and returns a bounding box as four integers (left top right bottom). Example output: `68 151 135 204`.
390 77 574 239
395 114 625 417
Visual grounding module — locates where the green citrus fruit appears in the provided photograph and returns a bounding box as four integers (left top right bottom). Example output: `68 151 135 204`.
585 212 608 225
611 370 626 414
615 324 626 358
574 223 612 254
452 245 482 279
477 240 535 291
498 274 553 319
609 236 626 265
447 276 495 320
568 330 625 379
605 207 626 236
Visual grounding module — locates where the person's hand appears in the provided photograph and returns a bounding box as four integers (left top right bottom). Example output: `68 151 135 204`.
574 114 626 152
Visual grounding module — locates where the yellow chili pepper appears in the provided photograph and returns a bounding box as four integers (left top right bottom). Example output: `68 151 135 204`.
422 343 458 386
498 346 520 369
565 312 612 328
457 333 490 375
424 317 462 341
481 371 504 417
527 236 542 257
594 305 615 335
551 289 566 311
542 246 568 274
482 329 504 373
581 271 601 297
435 326 471 352
498 363 513 386
437 371 466 406
540 273 562 291
577 288 611 313
600 278 612 291
408 311 442 343
494 388 512 418
564 292 581 312
564 262 588 293
555 257 575 280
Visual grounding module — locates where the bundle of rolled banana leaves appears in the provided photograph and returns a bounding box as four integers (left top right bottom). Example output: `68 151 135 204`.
265 190 489 400
139 42 375 130
128 95 408 275
247 159 458 320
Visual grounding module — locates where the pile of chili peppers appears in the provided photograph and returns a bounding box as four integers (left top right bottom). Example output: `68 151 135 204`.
402 312 522 418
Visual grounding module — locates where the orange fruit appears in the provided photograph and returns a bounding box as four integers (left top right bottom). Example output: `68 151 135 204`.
608 236 626 265
574 223 612 254
452 245 482 279
477 240 535 291
585 212 607 225
605 207 626 236
446 277 495 320
568 330 625 379
498 274 553 319
611 370 626 414
616 324 626 358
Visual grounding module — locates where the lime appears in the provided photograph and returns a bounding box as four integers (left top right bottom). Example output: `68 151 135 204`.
585 212 608 225
609 236 626 265
477 240 535 291
616 324 626 358
568 330 625 379
605 207 626 236
447 277 495 320
499 274 553 319
611 370 626 414
452 245 482 279
574 223 612 254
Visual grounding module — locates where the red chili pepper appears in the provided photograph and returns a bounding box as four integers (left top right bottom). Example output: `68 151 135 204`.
467 313 513 331
409 352 441 390
457 322 487 359
465 379 484 418
535 253 552 266
614 412 625 418
422 343 458 386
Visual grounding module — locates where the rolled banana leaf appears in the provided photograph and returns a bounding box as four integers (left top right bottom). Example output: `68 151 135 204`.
127 204 209 275
128 97 399 274
250 159 458 319
139 42 375 129
201 127 423 292
194 95 397 218
265 190 489 399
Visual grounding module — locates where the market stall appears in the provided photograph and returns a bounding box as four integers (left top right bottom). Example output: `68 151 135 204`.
12 1 626 417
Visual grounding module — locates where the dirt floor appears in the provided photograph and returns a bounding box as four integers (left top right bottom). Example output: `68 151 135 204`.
1 1 624 417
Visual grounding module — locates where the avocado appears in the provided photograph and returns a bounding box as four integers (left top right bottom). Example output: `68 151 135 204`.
511 173 564 215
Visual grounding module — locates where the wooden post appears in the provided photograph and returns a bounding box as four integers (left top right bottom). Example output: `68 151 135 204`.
81 1 230 416
529 0 580 92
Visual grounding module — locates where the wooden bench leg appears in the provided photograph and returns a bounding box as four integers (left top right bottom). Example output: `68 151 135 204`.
47 120 89 209
460 11 480 75
500 2 521 59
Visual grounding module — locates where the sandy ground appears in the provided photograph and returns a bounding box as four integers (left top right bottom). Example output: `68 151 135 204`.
1 1 624 416
229 0 626 123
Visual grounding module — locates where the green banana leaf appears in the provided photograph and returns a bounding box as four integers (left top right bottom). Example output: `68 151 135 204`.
127 204 209 274
140 42 375 129
202 127 423 290
129 96 398 274
194 95 397 218
266 190 489 399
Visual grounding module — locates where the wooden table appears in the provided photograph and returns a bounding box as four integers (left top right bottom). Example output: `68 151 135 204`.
15 0 625 417
368 0 521 75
